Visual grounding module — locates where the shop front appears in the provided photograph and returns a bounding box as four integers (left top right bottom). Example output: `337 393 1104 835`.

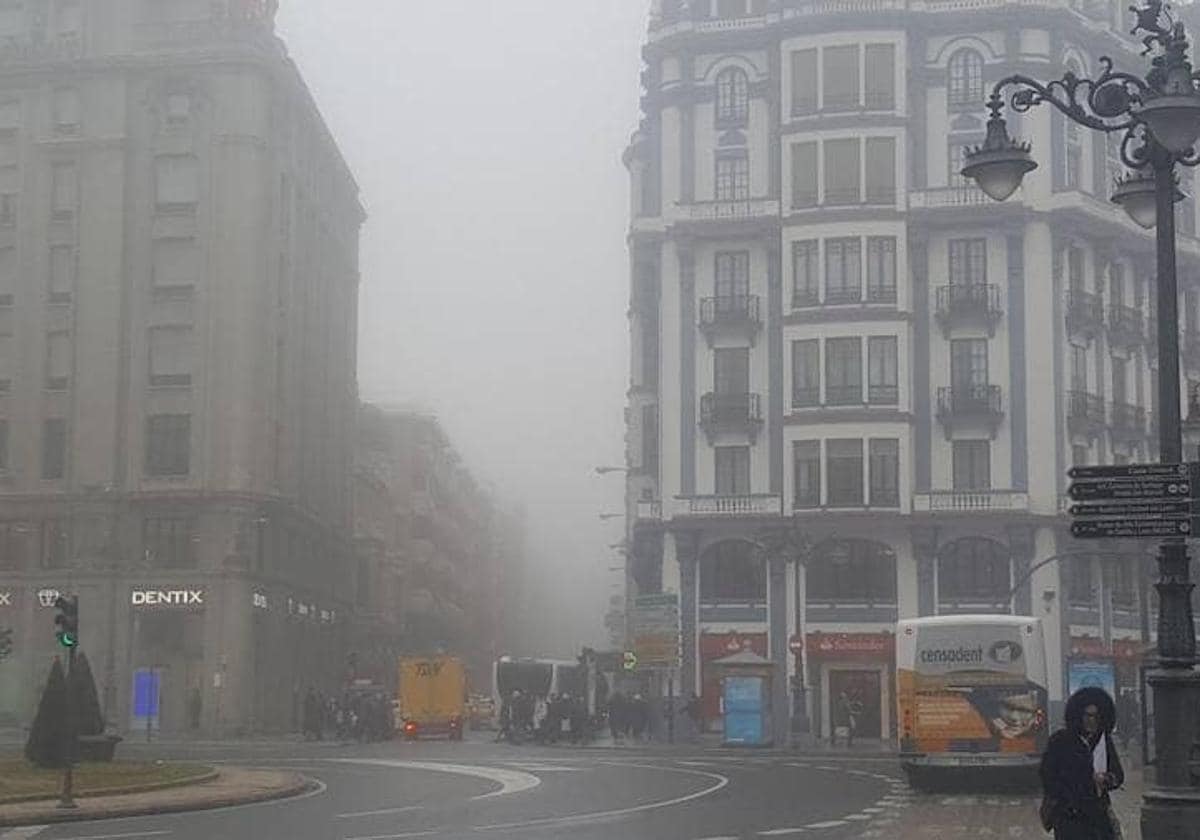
699 632 767 731
806 631 895 742
1067 636 1144 704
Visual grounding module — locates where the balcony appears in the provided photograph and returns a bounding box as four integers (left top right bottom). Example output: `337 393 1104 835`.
935 384 1003 439
667 495 783 518
699 295 761 346
700 392 762 442
675 198 780 225
635 500 662 522
1067 390 1106 440
912 490 1030 514
908 186 994 209
824 288 863 305
1108 305 1145 351
1109 401 1147 445
1066 290 1104 341
934 284 1003 337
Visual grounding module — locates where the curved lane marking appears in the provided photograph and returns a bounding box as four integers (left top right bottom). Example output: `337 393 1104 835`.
471 762 729 832
329 760 540 800
337 805 423 819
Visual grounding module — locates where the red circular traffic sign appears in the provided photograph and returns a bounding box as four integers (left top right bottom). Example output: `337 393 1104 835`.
788 635 804 654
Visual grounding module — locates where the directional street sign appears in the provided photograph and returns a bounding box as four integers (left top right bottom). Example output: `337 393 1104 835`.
1068 463 1197 480
1069 500 1196 518
1071 519 1193 539
1068 480 1192 501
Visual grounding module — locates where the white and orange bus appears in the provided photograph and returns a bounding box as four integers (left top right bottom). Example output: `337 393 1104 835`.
897 615 1049 788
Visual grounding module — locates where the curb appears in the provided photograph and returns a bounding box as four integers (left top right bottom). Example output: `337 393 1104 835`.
0 770 315 828
0 768 219 806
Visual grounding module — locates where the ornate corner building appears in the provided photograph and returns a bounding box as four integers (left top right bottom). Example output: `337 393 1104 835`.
0 0 363 736
623 0 1200 744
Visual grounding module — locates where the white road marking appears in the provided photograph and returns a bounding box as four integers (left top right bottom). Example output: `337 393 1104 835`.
861 806 886 813
471 762 729 831
342 832 435 840
337 805 423 819
804 820 848 829
759 828 808 835
0 829 49 840
497 764 586 773
330 760 540 800
676 760 717 766
843 813 873 821
41 833 170 840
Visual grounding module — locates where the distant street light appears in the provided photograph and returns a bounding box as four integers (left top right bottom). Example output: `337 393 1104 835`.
594 466 629 475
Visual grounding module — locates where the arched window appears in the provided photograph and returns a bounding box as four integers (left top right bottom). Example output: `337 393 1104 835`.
716 67 750 126
700 540 765 602
937 537 1011 607
947 49 984 108
807 539 897 604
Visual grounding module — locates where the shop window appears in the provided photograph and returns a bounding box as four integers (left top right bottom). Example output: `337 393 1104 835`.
808 538 897 603
700 540 765 603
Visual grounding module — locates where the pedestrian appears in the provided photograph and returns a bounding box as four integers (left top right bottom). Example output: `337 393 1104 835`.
1039 686 1125 840
630 694 648 742
569 695 587 745
302 688 319 741
497 691 514 742
608 691 625 742
834 691 852 747
686 692 703 739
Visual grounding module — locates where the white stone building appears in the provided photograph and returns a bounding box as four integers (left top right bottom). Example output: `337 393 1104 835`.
623 0 1200 745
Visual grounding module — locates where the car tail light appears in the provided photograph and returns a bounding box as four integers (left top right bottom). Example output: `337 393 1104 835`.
404 721 418 734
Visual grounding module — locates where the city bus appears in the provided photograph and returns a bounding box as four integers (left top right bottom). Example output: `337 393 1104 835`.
896 615 1049 788
492 656 585 704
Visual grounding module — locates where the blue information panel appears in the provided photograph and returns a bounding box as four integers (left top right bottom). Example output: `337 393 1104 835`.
723 676 766 746
131 668 160 730
1068 660 1116 699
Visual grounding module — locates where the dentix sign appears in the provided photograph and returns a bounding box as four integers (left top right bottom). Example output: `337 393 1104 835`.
131 589 205 607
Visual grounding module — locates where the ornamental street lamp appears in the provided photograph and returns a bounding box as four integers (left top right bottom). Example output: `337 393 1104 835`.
961 2 1200 833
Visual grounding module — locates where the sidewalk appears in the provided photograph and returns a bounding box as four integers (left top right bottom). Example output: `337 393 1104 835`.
0 766 313 828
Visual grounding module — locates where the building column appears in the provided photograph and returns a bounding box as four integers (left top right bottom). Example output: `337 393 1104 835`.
912 525 939 617
675 529 700 696
768 552 788 746
1007 524 1035 615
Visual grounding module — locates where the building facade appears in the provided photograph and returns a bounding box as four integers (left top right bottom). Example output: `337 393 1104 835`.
0 0 363 736
624 0 1200 745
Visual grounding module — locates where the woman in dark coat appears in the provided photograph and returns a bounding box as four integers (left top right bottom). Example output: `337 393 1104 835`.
1040 686 1125 840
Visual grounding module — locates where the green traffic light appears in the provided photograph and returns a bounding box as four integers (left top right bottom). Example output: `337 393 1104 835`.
56 631 77 648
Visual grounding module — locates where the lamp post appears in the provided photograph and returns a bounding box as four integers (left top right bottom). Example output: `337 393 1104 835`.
961 2 1200 833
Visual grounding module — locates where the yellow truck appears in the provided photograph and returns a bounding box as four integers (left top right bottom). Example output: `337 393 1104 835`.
396 656 467 741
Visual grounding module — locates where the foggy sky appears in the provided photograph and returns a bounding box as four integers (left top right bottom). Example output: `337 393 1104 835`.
276 2 649 654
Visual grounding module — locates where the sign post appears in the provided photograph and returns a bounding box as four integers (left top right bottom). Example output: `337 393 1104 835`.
1067 463 1200 538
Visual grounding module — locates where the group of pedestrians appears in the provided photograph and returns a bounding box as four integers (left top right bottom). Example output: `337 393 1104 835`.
496 690 595 745
605 691 652 742
301 688 393 743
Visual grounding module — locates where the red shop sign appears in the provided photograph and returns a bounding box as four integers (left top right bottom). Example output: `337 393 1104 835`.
806 632 894 658
1070 637 1146 661
700 632 767 659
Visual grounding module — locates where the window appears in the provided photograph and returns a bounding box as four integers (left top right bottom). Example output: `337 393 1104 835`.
826 337 862 405
145 413 191 477
155 154 198 211
0 246 13 305
827 438 864 506
864 137 895 203
948 141 975 187
52 87 80 134
165 92 191 125
1071 345 1088 391
0 521 30 571
0 137 16 168
0 99 17 132
715 67 749 126
952 440 991 490
149 326 193 387
48 245 74 303
790 49 817 115
715 446 750 495
1110 262 1125 305
713 347 749 395
700 541 766 602
1067 556 1095 606
45 331 69 390
948 48 984 107
938 538 1010 604
791 142 818 208
144 517 196 569
950 338 988 389
1110 559 1136 610
868 336 898 404
949 238 987 286
1067 246 1084 291
641 404 658 474
1112 356 1128 405
809 539 897 603
1072 444 1089 467
642 318 659 388
792 339 819 407
716 0 748 15
41 417 66 480
0 417 7 471
0 334 9 391
42 519 68 568
792 239 818 306
824 138 860 205
823 45 859 110
715 251 749 299
825 237 861 303
793 440 820 508
869 439 900 506
0 192 17 226
715 152 749 201
50 162 76 221
864 44 895 109
152 237 200 290
866 237 896 302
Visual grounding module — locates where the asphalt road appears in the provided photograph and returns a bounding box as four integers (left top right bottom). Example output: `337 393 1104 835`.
0 737 911 840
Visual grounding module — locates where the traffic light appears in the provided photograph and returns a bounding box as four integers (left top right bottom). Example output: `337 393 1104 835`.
53 596 78 649
0 626 11 661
